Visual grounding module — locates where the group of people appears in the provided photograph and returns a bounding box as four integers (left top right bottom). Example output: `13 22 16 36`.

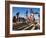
13 11 40 30
26 13 40 30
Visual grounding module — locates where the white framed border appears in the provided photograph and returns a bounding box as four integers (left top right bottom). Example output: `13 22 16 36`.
10 4 43 34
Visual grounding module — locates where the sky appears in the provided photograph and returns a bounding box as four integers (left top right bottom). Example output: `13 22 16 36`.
12 7 40 19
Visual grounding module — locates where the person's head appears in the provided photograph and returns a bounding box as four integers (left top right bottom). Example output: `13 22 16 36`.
31 13 34 18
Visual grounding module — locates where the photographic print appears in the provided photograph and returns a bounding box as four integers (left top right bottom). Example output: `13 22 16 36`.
5 1 45 37
13 7 40 30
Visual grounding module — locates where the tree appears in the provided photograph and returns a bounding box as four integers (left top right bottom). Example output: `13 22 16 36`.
16 12 19 22
26 10 28 17
30 8 33 15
